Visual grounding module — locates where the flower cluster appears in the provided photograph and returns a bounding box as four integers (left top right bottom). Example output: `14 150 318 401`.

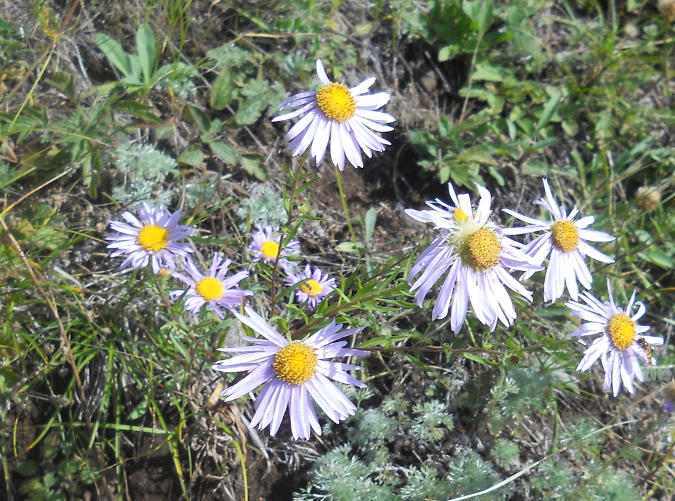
104 55 659 448
407 179 662 396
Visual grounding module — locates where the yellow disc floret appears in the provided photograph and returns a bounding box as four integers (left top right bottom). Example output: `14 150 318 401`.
316 82 357 122
273 342 318 385
261 240 280 260
607 313 636 350
137 225 169 252
196 277 224 301
454 207 469 223
300 279 323 297
466 227 502 271
551 221 579 252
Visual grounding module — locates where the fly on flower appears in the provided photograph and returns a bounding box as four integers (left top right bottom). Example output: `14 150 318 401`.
406 183 541 333
567 279 663 396
106 203 193 274
214 307 367 440
271 59 395 170
287 265 336 308
169 253 252 318
503 179 615 302
248 224 300 273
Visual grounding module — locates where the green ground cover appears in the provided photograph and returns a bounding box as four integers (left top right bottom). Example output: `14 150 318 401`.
1 0 675 499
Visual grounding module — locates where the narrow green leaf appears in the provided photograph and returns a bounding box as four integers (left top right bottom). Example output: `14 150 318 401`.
136 23 157 85
95 33 131 76
535 89 562 133
365 207 378 246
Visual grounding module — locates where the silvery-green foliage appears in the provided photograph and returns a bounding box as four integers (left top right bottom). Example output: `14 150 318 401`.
491 438 519 467
411 401 453 442
446 448 506 499
293 445 396 501
185 181 219 207
528 457 638 500
237 183 287 228
154 65 199 99
347 408 397 446
111 142 178 207
399 467 453 501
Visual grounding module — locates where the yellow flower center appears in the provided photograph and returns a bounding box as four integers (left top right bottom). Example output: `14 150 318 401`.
551 221 579 252
466 227 502 271
607 313 636 350
316 82 357 122
137 225 169 252
273 342 318 385
300 279 323 297
195 277 224 301
261 240 280 260
454 207 469 223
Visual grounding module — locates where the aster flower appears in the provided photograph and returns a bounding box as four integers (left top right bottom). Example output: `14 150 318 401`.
214 307 367 440
567 279 662 396
169 253 252 318
248 224 300 273
271 59 395 170
503 179 615 302
406 183 541 333
288 265 336 307
106 203 193 274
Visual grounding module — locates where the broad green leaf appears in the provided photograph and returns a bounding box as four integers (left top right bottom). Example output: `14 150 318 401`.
209 141 237 165
535 88 562 133
96 33 131 76
240 153 267 180
128 399 148 420
210 67 234 110
113 101 163 123
235 93 268 126
136 23 157 85
178 146 205 167
354 21 376 35
439 115 453 138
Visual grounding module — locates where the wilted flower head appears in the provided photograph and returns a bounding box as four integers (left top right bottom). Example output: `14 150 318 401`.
287 265 336 307
503 179 615 302
635 186 661 211
248 224 300 273
169 253 251 318
406 183 541 333
106 203 193 274
214 307 367 440
271 59 395 170
567 279 663 396
662 381 675 413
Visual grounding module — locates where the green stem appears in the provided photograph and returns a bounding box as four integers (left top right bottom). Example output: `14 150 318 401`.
270 153 307 313
335 165 361 259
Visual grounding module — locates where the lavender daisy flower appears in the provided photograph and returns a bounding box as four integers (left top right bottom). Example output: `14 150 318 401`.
406 183 542 333
169 253 251 318
271 59 395 170
503 179 615 302
288 265 336 307
214 307 367 440
106 203 193 274
567 279 662 396
248 224 300 273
